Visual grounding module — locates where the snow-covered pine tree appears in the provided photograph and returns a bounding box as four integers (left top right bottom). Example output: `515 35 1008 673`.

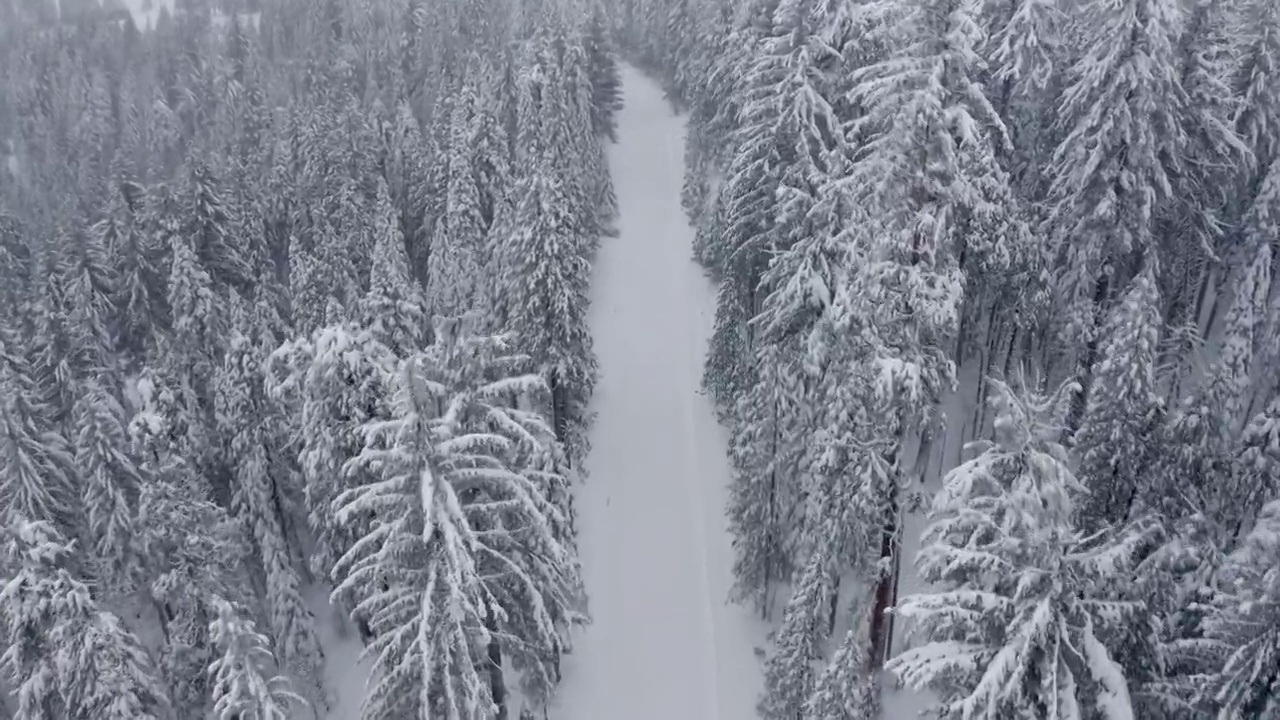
28 272 97 430
888 380 1142 719
207 598 308 720
266 321 398 588
1163 0 1248 310
1242 162 1280 403
182 160 252 297
384 101 433 282
584 1 623 142
423 314 582 710
700 6 786 410
1073 265 1165 529
724 0 864 618
57 217 119 379
166 197 223 386
503 56 597 458
129 368 250 718
1049 0 1187 432
216 293 325 708
160 205 229 504
287 235 333 337
804 602 880 720
0 341 75 533
758 539 836 720
106 181 168 366
842 0 1007 665
356 179 429 356
331 314 581 720
727 340 807 615
1231 396 1280 537
1201 498 1280 717
427 63 486 319
1229 0 1280 222
984 0 1063 194
1158 243 1271 523
680 0 750 228
0 518 170 720
469 59 514 242
562 34 617 239
73 378 142 593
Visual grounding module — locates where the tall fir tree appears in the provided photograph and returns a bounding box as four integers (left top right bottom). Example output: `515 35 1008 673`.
888 381 1142 719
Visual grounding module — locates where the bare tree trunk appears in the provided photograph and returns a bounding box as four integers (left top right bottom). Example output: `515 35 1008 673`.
866 487 899 672
549 368 570 465
484 603 508 720
867 422 905 671
1003 324 1020 382
1064 274 1111 439
1193 262 1216 334
828 575 841 635
764 395 780 621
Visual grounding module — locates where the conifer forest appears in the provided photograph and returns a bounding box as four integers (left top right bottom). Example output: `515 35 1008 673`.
2 0 1280 717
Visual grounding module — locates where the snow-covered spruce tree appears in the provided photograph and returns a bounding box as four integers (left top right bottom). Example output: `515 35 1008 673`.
28 271 99 430
0 341 75 533
503 54 597 460
699 0 789 410
1242 163 1280 402
73 377 142 593
182 160 251 298
1157 242 1271 523
288 177 366 337
57 215 119 378
1159 0 1248 333
563 35 617 239
266 320 398 589
1200 498 1280 717
129 368 250 718
888 380 1142 719
843 0 1014 665
584 1 622 142
469 60 514 251
1048 0 1186 432
680 0 751 228
165 189 224 427
759 539 837 720
215 293 325 708
1232 396 1280 537
1228 0 1280 229
384 101 433 282
1072 265 1165 529
331 314 582 720
726 0 867 615
428 64 486 319
747 0 853 320
106 181 169 365
208 598 308 720
727 340 808 615
983 0 1064 196
531 30 601 248
758 430 894 719
356 178 428 356
805 596 880 720
0 519 170 720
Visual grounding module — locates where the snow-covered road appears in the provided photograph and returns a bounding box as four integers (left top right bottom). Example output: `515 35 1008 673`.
551 66 764 720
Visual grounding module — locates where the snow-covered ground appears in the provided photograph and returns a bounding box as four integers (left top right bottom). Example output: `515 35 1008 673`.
551 65 767 720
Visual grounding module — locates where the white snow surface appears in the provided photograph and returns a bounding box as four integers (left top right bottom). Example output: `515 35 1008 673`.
551 65 766 720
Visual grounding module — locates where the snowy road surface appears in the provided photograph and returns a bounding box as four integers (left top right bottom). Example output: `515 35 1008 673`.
551 66 764 720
